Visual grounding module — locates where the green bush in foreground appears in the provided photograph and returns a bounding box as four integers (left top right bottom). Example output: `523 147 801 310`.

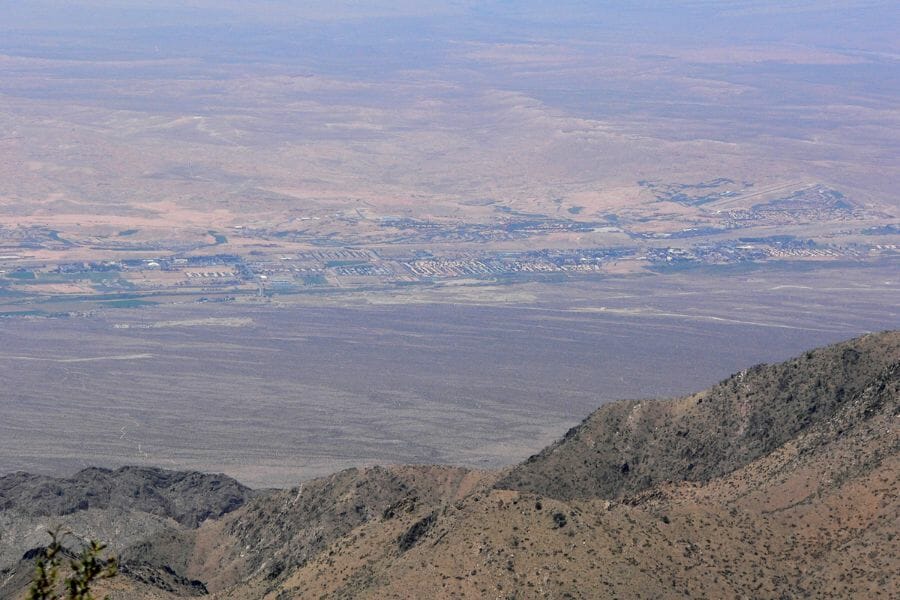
27 530 117 600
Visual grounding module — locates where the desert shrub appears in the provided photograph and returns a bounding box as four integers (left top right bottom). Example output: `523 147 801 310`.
27 530 117 600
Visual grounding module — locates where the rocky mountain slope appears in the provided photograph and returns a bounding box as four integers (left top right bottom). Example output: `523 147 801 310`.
1 332 897 599
495 330 899 500
0 466 255 528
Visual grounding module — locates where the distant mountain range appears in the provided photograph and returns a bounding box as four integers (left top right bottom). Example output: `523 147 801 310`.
2 331 897 599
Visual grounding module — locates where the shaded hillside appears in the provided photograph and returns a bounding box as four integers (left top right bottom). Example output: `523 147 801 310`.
495 331 900 500
0 467 259 600
0 466 255 527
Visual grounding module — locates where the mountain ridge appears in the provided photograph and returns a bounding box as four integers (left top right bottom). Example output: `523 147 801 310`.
496 330 900 500
1 331 897 598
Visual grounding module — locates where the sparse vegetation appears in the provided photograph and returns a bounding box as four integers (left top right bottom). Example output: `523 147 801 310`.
1 333 896 599
27 531 117 600
497 332 900 501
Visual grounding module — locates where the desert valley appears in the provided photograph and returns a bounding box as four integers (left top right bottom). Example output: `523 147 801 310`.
0 2 897 598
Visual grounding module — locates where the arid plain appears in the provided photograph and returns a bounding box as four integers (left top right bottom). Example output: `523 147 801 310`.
1 265 895 487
